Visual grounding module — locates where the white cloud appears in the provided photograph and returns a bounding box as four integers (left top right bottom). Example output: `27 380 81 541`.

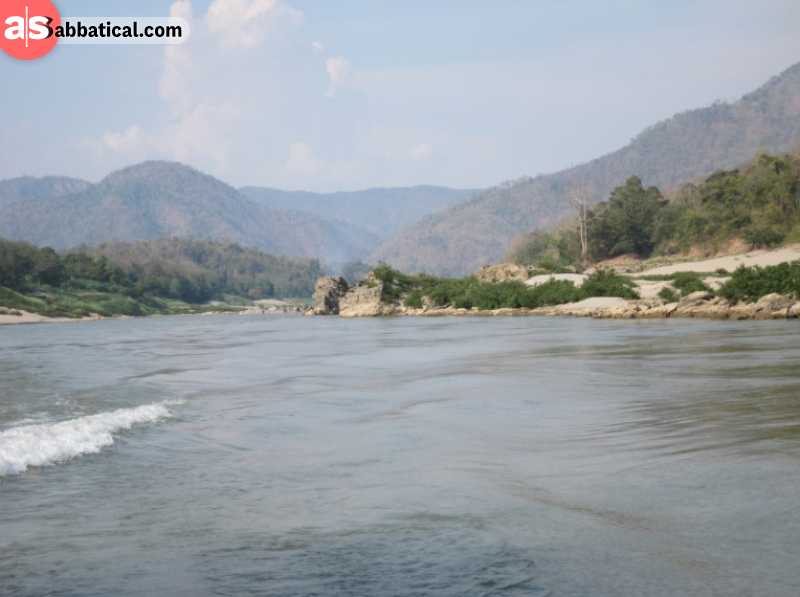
285 142 319 176
325 56 351 97
102 125 148 155
206 0 302 48
311 40 324 53
410 143 433 161
165 103 239 169
160 1 194 112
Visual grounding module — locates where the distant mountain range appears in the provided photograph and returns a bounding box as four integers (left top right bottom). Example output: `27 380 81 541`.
240 186 475 239
0 162 470 267
371 62 800 275
0 176 91 201
4 62 800 276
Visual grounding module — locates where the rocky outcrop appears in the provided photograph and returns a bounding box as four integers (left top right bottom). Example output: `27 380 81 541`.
474 263 530 283
754 293 795 313
339 277 395 317
312 276 349 315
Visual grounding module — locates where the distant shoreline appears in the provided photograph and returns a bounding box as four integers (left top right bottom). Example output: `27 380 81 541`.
346 295 800 321
0 303 305 326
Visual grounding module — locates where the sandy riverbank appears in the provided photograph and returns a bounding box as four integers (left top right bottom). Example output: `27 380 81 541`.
634 244 800 276
0 309 105 326
380 292 800 320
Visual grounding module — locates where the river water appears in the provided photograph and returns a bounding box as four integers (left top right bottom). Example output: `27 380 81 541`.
1 315 799 596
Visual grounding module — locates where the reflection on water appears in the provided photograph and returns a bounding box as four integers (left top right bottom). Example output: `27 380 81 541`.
1 316 799 596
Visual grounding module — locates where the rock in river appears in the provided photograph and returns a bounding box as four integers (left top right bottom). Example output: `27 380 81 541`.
312 276 349 315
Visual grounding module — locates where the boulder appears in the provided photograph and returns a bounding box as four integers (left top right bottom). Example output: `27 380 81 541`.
679 290 714 306
312 276 349 315
790 302 800 319
339 278 389 317
755 293 794 313
474 263 529 283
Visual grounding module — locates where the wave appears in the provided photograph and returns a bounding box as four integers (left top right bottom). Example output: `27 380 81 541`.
0 401 182 476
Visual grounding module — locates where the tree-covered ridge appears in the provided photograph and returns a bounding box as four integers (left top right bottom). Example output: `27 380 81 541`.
0 238 321 317
0 161 379 265
508 152 800 269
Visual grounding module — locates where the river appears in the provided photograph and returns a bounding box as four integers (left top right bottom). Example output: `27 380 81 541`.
1 315 799 596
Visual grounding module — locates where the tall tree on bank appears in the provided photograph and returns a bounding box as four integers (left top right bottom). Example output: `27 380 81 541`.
568 184 591 267
588 176 665 260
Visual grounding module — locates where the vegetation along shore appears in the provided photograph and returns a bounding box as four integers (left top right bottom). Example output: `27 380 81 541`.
0 238 313 325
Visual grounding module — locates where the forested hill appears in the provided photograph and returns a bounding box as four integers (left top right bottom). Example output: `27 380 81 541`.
0 162 377 265
0 163 474 267
371 61 800 276
507 151 800 269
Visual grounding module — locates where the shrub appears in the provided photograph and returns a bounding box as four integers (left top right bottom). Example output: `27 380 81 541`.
535 257 571 274
530 279 583 306
658 286 679 303
719 261 800 303
580 269 639 299
744 226 784 249
372 263 417 302
404 289 423 308
670 272 710 295
786 222 800 244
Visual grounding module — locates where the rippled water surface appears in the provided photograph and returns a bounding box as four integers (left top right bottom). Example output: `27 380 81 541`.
1 315 799 596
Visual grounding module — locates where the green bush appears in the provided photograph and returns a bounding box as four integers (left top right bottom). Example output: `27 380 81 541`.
534 257 571 274
404 289 423 308
372 263 427 302
658 286 679 303
744 226 785 249
580 269 640 299
719 261 800 303
530 280 583 306
670 272 710 295
785 222 800 244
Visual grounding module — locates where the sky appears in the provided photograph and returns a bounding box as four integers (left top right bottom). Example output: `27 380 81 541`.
2 0 800 191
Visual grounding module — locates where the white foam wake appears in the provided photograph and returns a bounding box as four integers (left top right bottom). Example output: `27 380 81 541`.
0 401 182 476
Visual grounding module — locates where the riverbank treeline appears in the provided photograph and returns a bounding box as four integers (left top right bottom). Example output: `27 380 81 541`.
508 152 800 269
0 238 321 317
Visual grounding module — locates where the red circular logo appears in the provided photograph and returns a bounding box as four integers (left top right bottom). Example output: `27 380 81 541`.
0 0 60 61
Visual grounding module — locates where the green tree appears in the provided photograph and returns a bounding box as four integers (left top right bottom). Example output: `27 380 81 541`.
588 176 665 259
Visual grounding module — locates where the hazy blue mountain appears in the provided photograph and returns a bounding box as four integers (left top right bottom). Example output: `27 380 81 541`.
240 185 476 239
0 176 91 203
0 161 377 264
372 62 800 276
